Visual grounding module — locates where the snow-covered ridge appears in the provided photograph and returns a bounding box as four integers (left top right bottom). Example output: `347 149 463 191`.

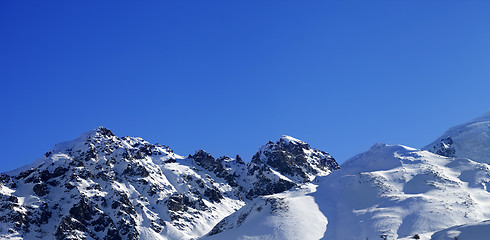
0 128 338 240
315 143 490 239
202 141 490 240
206 111 490 240
3 111 490 240
278 135 308 146
424 111 490 164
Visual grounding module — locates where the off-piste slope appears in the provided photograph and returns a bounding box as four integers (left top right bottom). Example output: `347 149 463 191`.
202 183 327 240
316 143 490 240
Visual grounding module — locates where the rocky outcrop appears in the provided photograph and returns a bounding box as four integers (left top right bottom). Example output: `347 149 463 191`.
251 136 339 183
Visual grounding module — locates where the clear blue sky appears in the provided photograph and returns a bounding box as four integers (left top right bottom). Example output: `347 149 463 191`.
1 1 490 173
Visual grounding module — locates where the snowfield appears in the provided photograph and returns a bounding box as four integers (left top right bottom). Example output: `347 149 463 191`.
316 144 490 239
203 184 327 240
431 220 490 240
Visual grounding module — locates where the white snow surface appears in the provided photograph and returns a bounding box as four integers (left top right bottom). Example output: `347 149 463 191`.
278 135 307 146
202 184 327 240
315 143 490 239
424 111 490 164
431 220 490 240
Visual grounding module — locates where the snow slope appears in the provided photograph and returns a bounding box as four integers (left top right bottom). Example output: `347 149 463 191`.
315 143 490 240
431 220 490 240
202 184 327 240
424 111 490 164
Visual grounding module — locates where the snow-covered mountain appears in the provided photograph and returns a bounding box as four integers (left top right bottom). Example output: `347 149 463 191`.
207 143 490 240
200 111 490 240
3 111 490 240
0 129 338 240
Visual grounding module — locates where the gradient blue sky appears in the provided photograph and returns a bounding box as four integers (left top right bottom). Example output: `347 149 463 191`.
1 1 490 172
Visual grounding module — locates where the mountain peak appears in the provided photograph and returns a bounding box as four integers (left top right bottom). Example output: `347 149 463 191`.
278 135 307 145
93 126 115 137
252 136 338 182
81 126 115 140
341 144 417 173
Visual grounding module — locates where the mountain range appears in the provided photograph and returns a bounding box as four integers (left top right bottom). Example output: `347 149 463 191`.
1 111 490 240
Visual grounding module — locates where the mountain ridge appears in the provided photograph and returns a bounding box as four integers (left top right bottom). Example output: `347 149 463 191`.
0 128 338 240
3 111 490 240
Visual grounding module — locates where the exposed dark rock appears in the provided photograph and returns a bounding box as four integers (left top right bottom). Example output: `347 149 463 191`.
12 212 29 230
65 182 75 190
116 217 138 240
116 193 135 215
123 164 150 177
191 151 241 187
235 155 244 164
16 169 35 180
435 137 456 157
164 158 177 163
39 170 51 182
167 194 186 212
204 187 224 203
246 177 296 199
97 127 115 137
150 219 165 233
104 228 122 240
39 209 52 225
69 198 97 223
250 137 339 184
252 146 308 180
33 183 48 196
55 217 88 240
46 180 58 186
53 167 69 178
92 214 113 232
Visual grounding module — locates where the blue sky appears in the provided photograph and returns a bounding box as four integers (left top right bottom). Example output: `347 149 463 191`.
1 1 490 172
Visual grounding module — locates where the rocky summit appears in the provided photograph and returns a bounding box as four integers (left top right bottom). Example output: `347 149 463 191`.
0 127 338 240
